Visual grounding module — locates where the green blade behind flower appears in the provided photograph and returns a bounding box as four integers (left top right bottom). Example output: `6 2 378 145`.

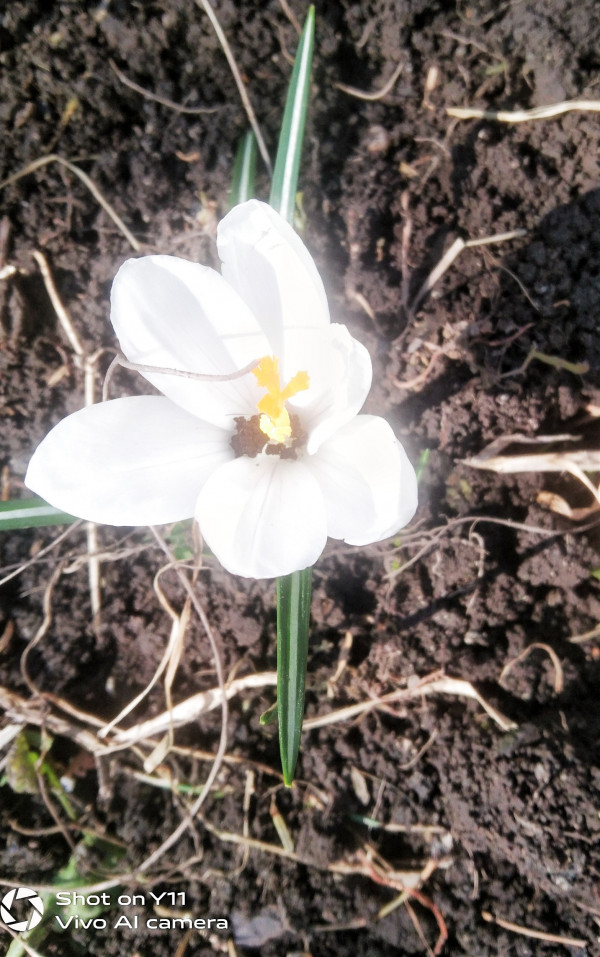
0 497 77 530
228 130 258 208
277 567 312 786
269 6 316 787
269 5 315 222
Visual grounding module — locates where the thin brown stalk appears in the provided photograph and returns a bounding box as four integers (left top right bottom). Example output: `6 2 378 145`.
195 0 272 173
336 61 404 101
0 155 140 250
109 59 218 115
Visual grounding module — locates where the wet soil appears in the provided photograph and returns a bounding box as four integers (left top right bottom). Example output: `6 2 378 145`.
1 1 600 955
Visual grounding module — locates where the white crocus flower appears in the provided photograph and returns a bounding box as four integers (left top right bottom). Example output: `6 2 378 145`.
26 200 418 578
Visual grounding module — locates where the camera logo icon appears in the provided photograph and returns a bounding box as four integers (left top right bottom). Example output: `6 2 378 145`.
1 887 45 933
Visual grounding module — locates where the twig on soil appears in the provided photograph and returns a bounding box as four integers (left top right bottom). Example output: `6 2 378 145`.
107 672 277 746
98 669 513 745
35 768 76 852
97 562 194 741
569 622 600 644
481 910 587 948
537 489 599 521
303 672 516 732
335 60 404 101
447 99 600 123
0 685 102 756
327 629 353 697
405 899 435 957
270 794 295 852
32 250 83 359
109 59 219 115
500 643 564 694
392 346 443 392
0 521 83 589
0 155 140 250
407 228 527 318
383 513 593 584
20 561 66 698
195 0 272 174
135 525 229 876
277 0 301 34
464 436 600 506
32 249 103 626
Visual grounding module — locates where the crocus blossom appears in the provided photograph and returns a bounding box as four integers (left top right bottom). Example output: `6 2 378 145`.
26 200 418 578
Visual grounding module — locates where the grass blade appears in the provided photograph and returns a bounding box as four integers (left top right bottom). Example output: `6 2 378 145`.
0 497 76 530
269 5 315 222
277 567 312 786
228 130 257 208
271 6 316 787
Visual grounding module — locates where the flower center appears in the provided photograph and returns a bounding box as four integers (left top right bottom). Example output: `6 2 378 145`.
252 356 309 444
230 355 309 461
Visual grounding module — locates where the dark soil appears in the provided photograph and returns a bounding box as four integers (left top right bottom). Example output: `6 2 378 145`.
1 1 600 955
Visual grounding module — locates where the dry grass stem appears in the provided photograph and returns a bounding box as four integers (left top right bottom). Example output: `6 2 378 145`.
270 795 295 852
447 99 600 123
196 0 272 174
384 512 594 585
109 59 218 114
0 154 140 250
20 562 66 698
500 643 564 694
32 249 102 623
537 490 598 521
98 566 193 739
464 435 600 505
336 60 404 101
481 910 587 948
32 250 84 358
0 522 82 589
109 672 277 745
327 629 353 696
135 526 229 876
408 229 526 317
303 672 515 732
0 685 104 755
569 622 600 644
277 0 301 33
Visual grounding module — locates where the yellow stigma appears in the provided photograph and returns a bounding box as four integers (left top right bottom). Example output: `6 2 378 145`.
252 356 309 444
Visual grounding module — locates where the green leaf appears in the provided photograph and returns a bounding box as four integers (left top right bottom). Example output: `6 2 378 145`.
270 6 316 787
228 130 258 208
269 5 315 223
259 699 278 726
277 567 312 786
0 496 77 530
415 448 431 483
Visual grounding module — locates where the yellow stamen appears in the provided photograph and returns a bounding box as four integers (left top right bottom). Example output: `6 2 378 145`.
252 356 309 444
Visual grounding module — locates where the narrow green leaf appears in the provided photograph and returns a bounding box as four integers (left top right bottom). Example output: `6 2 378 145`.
271 5 316 787
0 497 77 530
269 5 315 222
277 567 312 786
259 699 278 725
228 130 258 208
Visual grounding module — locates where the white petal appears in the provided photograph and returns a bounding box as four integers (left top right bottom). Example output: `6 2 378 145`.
110 256 269 427
25 396 232 526
196 455 327 578
286 323 372 454
306 415 418 544
217 200 330 363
